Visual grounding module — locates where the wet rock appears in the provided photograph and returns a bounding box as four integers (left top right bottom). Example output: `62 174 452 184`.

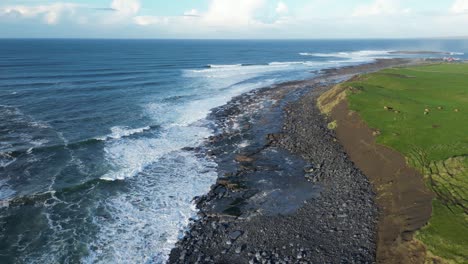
304 173 317 182
266 133 283 143
235 245 245 254
216 178 242 191
235 155 254 163
303 164 316 173
229 230 243 240
181 147 196 151
216 178 230 186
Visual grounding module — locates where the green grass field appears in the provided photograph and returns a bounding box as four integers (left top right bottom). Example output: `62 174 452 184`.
343 63 468 263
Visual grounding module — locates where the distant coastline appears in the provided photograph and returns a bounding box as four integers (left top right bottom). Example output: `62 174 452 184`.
389 50 464 55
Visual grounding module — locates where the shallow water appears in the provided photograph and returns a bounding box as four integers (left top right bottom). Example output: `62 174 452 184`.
0 39 466 263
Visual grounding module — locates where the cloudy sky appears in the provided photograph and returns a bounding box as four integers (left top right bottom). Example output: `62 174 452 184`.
1 0 468 38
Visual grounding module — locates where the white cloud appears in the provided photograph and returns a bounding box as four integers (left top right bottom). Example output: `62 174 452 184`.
98 0 142 25
451 0 468 13
202 0 266 27
0 0 142 26
183 9 200 17
1 3 79 24
133 15 168 26
131 0 277 37
133 16 157 26
352 0 411 17
110 0 140 16
276 2 288 15
1 0 466 38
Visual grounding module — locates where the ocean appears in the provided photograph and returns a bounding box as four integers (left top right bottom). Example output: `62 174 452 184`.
0 39 466 263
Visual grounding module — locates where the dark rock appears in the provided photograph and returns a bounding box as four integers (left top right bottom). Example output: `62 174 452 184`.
235 155 254 163
303 164 315 173
181 147 196 151
229 230 243 240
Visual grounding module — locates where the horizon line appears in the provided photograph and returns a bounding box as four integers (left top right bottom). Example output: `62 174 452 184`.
1 36 468 41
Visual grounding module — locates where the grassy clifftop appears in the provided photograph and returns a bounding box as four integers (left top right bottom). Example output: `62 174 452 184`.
320 63 468 263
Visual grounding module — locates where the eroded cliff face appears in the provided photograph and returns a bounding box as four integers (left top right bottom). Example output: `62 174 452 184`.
318 82 433 264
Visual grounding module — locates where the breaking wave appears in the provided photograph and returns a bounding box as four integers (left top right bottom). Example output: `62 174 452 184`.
95 126 153 141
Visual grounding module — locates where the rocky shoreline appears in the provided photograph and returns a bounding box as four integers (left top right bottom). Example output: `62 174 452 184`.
168 59 420 263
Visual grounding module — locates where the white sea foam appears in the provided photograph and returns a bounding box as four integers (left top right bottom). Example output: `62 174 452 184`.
0 178 15 201
190 64 269 74
268 61 321 66
96 126 151 141
173 80 272 126
30 139 49 147
86 151 217 264
100 125 212 181
238 140 250 148
30 121 51 129
189 61 323 76
450 52 464 55
0 152 16 168
207 64 243 68
299 50 393 60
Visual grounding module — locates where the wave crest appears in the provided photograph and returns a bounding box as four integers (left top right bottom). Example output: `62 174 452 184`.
95 126 152 141
299 50 392 58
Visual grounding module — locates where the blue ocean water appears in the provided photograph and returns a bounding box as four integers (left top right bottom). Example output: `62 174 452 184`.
0 39 466 263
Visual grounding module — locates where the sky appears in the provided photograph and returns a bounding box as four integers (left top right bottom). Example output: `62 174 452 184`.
0 0 468 38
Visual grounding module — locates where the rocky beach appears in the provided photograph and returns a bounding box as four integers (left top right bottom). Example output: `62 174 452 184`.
168 59 422 263
1 36 466 263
